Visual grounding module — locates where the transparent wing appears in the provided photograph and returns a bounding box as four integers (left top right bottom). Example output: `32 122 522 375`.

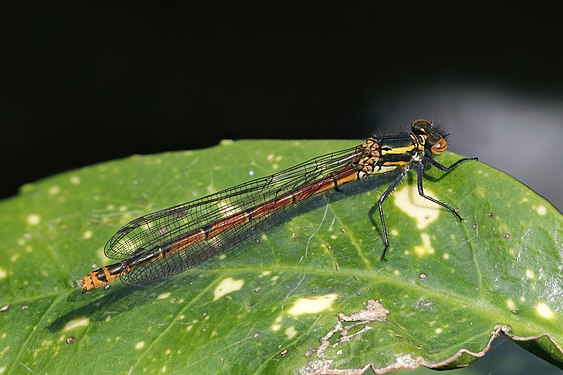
105 146 362 264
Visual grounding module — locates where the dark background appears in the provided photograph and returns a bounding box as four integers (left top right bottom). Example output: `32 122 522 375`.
2 3 562 207
1 3 561 374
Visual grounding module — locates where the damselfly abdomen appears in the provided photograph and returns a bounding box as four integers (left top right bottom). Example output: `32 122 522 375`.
80 119 477 293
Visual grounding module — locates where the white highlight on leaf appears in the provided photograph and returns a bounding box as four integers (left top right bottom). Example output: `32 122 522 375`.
213 277 244 301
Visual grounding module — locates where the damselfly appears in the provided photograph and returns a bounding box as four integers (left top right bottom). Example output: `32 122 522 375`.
80 119 477 293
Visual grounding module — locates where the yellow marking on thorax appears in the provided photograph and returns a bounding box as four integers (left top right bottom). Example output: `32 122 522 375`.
380 145 416 155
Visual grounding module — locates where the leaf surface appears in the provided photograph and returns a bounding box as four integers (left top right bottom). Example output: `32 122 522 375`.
0 140 561 374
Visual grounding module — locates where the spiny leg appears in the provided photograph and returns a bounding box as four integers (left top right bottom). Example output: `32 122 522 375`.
425 155 478 172
376 168 408 261
416 162 462 221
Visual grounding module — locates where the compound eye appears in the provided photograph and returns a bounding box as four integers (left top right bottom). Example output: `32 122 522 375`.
431 138 447 154
411 119 432 134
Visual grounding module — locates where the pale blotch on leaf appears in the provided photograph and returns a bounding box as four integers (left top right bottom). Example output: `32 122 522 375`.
158 292 171 300
535 303 554 319
271 316 282 331
26 214 41 226
393 185 440 229
535 205 547 216
506 298 516 310
82 230 93 240
285 326 298 339
48 185 60 195
525 269 535 279
0 267 7 280
414 233 435 256
135 341 145 350
287 293 338 316
213 277 244 301
70 175 81 185
63 318 90 331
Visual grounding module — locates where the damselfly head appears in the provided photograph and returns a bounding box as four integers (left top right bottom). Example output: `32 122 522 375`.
411 119 448 155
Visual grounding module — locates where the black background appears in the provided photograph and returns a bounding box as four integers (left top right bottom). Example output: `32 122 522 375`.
2 3 561 203
1 3 562 374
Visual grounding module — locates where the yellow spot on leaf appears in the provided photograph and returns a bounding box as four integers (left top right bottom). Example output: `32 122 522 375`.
158 292 171 300
135 341 145 349
0 268 7 279
82 230 93 240
70 176 81 185
287 293 338 316
525 269 535 279
213 277 244 301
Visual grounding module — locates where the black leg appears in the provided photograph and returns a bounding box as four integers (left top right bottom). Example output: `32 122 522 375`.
416 162 462 221
377 169 408 261
425 155 478 172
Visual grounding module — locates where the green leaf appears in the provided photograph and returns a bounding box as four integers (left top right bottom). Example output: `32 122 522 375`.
0 139 561 374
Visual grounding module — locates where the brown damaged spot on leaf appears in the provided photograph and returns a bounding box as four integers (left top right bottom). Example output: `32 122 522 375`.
304 325 562 374
301 300 389 374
